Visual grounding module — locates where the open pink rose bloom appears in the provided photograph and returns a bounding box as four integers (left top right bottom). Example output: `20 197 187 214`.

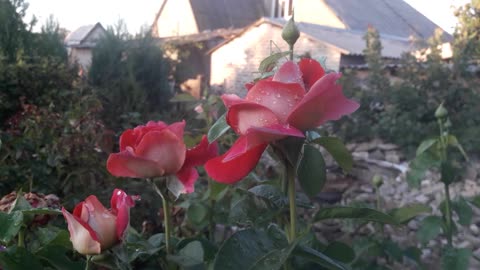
62 189 136 255
107 121 218 193
205 58 359 184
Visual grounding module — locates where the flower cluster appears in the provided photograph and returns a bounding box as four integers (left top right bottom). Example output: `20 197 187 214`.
205 59 359 183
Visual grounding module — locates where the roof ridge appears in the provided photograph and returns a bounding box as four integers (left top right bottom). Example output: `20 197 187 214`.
382 0 424 38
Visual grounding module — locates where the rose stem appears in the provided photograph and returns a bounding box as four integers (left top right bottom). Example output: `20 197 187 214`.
149 178 172 254
287 163 296 243
85 255 92 270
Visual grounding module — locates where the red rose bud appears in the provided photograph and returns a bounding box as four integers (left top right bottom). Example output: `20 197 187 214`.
206 59 359 183
107 121 218 194
62 189 136 255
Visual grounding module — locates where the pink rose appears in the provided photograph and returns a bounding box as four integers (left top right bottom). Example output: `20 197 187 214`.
62 189 135 255
206 59 359 183
107 121 218 193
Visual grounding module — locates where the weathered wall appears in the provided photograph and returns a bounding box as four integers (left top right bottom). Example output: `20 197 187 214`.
210 22 342 95
69 48 92 71
156 0 198 37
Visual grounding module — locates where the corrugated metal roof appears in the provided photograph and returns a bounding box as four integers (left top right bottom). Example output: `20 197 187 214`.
294 20 413 58
189 0 265 31
64 23 105 47
324 0 452 40
209 18 413 58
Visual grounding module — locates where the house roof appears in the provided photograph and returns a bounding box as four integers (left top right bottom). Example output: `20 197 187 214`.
324 0 451 40
189 0 265 31
64 23 105 48
155 28 243 46
208 18 413 59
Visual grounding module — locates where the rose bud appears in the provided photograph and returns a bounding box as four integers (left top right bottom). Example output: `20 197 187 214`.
62 189 136 255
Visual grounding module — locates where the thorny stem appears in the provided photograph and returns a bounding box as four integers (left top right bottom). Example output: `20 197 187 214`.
287 163 297 243
444 183 453 246
149 178 172 254
438 119 453 247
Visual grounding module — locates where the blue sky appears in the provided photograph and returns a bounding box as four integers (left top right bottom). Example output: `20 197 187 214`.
25 0 470 34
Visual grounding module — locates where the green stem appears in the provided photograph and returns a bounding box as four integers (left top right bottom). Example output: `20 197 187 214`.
17 228 25 247
287 163 296 243
375 189 384 237
289 44 294 61
85 255 92 270
444 183 453 247
207 179 216 242
149 179 172 254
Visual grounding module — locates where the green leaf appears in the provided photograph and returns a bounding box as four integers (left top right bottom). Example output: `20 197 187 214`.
258 51 289 73
207 114 230 143
36 245 84 270
453 197 473 226
248 240 298 270
248 185 286 209
0 246 44 270
416 216 443 244
441 247 471 270
382 240 403 262
210 181 229 201
407 152 440 188
170 93 197 102
446 135 469 161
323 242 355 263
469 195 480 209
311 137 353 172
213 229 285 270
389 204 431 224
314 207 397 224
187 203 209 225
293 245 349 270
416 138 438 156
21 208 62 215
168 241 205 269
440 161 459 185
0 211 23 244
297 145 326 197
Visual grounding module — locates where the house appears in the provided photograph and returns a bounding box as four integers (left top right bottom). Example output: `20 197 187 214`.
152 0 450 40
208 18 413 94
64 23 106 71
151 0 451 95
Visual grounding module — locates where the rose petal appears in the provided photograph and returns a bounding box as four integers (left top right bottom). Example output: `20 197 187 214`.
135 129 186 174
107 150 166 178
110 189 135 240
287 72 360 130
62 207 101 255
83 196 117 249
176 167 199 194
119 121 168 151
223 124 304 161
205 140 267 184
166 120 186 139
273 61 304 87
222 94 247 109
298 58 325 90
227 102 280 135
246 81 305 122
183 135 219 168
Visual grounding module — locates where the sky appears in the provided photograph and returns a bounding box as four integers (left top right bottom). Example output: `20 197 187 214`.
25 0 471 35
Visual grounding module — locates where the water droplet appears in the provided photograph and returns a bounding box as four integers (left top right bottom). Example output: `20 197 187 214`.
276 93 281 98
273 100 277 104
